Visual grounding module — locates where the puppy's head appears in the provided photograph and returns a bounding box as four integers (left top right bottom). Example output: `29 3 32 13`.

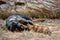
42 26 52 36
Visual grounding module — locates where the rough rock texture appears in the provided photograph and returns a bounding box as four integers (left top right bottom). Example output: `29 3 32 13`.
0 0 60 18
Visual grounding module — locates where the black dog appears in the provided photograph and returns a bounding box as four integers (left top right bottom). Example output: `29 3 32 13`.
6 14 33 32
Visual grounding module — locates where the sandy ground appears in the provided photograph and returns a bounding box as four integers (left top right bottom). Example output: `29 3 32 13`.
0 19 60 40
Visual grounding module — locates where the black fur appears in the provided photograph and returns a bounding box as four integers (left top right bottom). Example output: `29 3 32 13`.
6 14 33 32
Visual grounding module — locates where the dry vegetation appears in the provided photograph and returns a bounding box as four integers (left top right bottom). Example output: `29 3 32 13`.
0 8 60 19
0 19 60 40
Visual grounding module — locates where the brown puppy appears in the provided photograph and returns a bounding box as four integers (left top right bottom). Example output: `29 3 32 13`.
32 24 52 35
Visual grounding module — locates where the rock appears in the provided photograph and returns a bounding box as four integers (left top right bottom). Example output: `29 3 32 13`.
0 0 60 18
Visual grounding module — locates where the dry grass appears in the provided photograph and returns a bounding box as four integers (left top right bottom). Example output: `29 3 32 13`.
0 19 60 40
0 8 60 19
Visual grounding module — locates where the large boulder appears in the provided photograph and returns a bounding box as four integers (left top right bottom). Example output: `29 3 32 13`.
0 0 60 19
